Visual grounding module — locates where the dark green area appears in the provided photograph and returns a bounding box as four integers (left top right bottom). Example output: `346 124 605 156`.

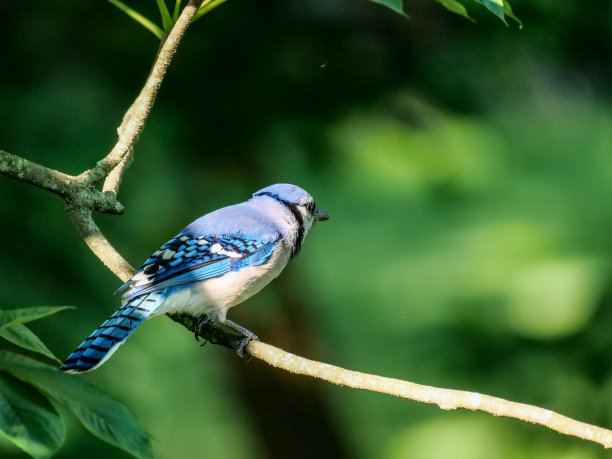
1 0 611 457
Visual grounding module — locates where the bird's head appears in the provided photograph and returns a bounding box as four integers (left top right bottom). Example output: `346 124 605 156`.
253 183 329 255
254 182 329 223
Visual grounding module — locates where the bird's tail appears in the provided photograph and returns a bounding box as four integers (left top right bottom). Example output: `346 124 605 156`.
60 291 164 373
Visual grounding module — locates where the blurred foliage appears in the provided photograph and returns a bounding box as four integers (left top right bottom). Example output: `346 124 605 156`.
0 0 611 458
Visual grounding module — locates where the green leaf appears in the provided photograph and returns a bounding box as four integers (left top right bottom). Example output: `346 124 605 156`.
0 351 152 459
172 0 182 21
368 0 407 16
156 0 174 30
0 325 57 361
472 0 507 24
0 307 73 330
106 0 165 40
503 0 522 27
435 0 473 21
0 375 64 458
194 0 229 21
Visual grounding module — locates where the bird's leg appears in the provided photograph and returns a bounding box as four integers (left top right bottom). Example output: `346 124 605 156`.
222 319 259 340
194 314 211 346
220 319 259 359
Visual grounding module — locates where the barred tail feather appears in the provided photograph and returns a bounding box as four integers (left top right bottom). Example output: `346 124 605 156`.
60 292 164 373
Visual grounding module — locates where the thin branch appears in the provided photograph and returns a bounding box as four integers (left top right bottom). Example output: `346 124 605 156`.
0 150 75 197
164 313 612 448
245 341 612 449
1 1 203 267
83 0 204 188
0 150 124 215
102 150 134 196
66 205 135 283
99 0 203 196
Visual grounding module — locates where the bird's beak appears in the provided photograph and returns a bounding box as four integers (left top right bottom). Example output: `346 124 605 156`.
314 209 330 222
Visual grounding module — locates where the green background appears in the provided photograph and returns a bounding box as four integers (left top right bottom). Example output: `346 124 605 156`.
1 0 611 457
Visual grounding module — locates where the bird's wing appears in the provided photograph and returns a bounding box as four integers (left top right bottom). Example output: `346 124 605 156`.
118 232 279 300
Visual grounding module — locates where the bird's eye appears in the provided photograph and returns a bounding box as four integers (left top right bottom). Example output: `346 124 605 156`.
306 202 315 212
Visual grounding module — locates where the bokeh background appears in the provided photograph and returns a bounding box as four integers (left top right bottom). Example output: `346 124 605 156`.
1 0 612 457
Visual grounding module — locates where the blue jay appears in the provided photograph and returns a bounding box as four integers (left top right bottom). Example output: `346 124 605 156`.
60 184 329 373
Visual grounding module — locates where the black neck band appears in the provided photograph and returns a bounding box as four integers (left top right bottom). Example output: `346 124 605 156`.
255 192 305 257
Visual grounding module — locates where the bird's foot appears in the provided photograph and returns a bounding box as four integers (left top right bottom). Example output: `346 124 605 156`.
237 337 252 361
223 319 259 340
222 319 258 360
194 315 211 345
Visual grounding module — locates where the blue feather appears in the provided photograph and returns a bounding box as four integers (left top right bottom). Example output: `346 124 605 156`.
60 292 165 373
119 234 278 300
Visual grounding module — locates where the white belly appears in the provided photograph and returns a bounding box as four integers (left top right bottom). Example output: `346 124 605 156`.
150 243 291 321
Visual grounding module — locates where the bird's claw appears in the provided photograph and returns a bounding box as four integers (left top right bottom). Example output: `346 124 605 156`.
236 334 258 361
194 315 211 343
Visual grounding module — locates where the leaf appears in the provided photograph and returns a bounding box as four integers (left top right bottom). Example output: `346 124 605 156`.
156 0 174 30
0 325 57 361
435 0 473 21
503 0 522 27
472 0 507 24
0 306 73 330
368 0 407 17
0 351 152 459
106 0 165 40
0 375 64 458
172 0 182 22
193 0 229 21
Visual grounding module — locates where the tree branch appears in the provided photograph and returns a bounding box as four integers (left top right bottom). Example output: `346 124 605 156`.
165 313 612 449
0 1 203 274
1 0 611 450
245 341 612 448
82 0 205 190
102 153 133 196
66 204 135 283
0 150 75 196
0 150 124 214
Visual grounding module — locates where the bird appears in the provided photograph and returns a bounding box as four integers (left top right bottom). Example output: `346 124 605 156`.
60 183 329 373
